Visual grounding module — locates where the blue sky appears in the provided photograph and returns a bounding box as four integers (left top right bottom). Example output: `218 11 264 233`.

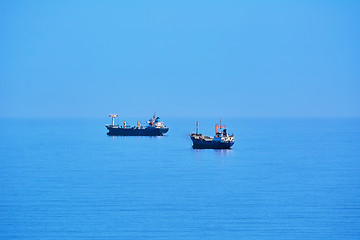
0 0 359 118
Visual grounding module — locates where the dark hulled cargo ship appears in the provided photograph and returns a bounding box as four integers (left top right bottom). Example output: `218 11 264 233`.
106 114 169 136
190 120 235 149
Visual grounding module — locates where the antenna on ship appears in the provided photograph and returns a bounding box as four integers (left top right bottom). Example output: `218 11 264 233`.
109 114 118 126
219 119 226 129
196 121 199 135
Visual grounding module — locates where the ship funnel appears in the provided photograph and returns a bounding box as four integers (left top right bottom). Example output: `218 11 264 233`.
109 114 118 126
196 121 199 135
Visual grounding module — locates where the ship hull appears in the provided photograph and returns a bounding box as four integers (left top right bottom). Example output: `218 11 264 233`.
190 137 234 149
106 126 169 136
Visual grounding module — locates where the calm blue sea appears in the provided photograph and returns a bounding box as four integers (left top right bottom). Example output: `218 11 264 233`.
0 118 359 239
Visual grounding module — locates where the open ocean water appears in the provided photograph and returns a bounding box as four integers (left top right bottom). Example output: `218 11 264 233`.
0 118 359 239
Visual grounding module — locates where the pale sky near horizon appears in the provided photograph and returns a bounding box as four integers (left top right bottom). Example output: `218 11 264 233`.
1 0 359 118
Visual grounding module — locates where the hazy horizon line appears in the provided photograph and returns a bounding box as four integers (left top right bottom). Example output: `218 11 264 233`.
1 116 359 120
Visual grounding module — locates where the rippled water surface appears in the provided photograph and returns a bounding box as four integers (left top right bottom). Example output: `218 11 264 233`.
0 118 359 239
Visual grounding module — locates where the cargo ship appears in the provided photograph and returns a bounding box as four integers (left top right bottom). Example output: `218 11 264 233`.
190 120 235 149
106 114 169 136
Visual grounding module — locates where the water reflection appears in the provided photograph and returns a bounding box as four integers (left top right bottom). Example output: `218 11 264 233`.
214 148 233 156
193 148 234 157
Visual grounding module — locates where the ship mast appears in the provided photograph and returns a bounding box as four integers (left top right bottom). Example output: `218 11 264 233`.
215 119 226 134
109 114 118 126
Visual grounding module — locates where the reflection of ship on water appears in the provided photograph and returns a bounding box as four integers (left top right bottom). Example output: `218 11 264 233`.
190 120 235 149
106 114 169 136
